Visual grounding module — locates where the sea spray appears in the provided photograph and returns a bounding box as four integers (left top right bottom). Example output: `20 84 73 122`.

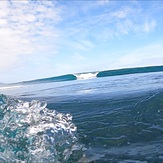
0 94 82 163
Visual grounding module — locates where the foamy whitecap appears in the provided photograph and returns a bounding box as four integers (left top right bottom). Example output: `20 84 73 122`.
75 72 98 80
0 94 82 162
0 85 23 90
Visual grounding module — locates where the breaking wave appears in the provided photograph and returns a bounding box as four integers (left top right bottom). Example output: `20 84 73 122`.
12 65 163 85
0 94 82 162
75 72 98 80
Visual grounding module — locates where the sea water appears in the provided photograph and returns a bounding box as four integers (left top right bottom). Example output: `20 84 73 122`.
1 67 163 162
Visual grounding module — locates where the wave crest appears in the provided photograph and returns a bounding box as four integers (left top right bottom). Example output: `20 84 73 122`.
0 94 81 162
75 72 98 80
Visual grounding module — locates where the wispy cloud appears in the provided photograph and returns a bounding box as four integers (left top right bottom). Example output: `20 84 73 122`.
69 40 94 51
96 0 110 6
112 6 133 19
143 19 156 33
114 43 163 68
62 1 157 42
0 0 61 70
73 53 87 61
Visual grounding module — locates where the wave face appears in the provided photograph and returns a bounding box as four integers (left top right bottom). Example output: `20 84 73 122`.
0 95 81 163
75 72 98 80
21 74 77 85
97 65 163 78
11 65 163 85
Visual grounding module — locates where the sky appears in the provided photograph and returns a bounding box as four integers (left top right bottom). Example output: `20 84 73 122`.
0 0 163 83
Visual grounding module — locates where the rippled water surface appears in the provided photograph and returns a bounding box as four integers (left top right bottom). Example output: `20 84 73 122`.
1 72 163 162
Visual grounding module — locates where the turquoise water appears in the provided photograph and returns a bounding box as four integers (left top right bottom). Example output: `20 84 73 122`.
10 65 163 85
1 66 163 162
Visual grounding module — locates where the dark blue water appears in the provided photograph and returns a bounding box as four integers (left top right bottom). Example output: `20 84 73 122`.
1 68 163 162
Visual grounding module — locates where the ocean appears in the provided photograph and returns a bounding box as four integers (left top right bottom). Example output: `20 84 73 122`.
0 66 163 163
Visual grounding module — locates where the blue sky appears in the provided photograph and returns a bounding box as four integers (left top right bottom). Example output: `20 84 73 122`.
0 0 163 83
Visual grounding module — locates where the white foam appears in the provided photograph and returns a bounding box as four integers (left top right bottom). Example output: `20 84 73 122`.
0 95 80 162
0 85 22 90
75 72 98 80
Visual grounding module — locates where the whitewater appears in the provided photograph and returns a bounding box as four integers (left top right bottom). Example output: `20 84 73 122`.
1 66 163 162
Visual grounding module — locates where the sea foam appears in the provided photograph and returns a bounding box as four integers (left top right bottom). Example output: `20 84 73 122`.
0 94 81 162
75 72 98 80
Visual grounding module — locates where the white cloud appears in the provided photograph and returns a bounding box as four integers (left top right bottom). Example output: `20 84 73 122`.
68 40 94 51
0 19 7 25
114 43 163 68
0 0 61 70
112 6 133 19
63 2 157 43
96 0 110 6
143 19 156 33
